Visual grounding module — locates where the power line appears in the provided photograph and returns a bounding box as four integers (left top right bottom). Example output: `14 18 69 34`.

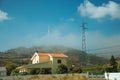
99 50 120 54
87 45 120 52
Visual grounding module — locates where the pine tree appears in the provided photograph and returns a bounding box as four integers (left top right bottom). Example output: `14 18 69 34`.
109 55 118 72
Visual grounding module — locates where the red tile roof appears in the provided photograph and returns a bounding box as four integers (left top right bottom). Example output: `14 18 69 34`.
37 52 68 58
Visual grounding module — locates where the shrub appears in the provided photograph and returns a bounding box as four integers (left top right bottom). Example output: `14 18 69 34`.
39 69 45 74
56 64 68 74
11 69 19 76
5 62 18 75
29 68 41 75
72 67 82 73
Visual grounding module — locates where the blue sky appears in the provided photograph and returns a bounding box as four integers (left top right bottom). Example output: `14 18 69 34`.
0 0 120 53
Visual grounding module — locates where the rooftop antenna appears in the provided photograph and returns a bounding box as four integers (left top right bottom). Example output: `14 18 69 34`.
48 25 50 36
48 25 51 53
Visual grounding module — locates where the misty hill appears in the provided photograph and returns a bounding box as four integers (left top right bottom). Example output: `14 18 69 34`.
92 52 120 59
0 46 108 67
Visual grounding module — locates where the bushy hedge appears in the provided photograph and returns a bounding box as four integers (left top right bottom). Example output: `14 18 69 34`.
11 69 19 76
56 64 68 74
29 68 40 75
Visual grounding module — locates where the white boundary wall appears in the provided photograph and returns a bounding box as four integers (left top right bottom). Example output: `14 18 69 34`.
105 72 120 80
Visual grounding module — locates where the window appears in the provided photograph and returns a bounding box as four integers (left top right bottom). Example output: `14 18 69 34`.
57 60 61 64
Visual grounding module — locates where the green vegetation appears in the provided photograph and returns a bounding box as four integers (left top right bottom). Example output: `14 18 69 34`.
5 62 18 75
56 64 68 74
82 64 105 74
11 69 19 76
71 67 82 73
29 68 38 75
109 55 118 72
105 55 118 72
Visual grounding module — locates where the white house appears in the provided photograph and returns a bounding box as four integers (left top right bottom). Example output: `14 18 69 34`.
17 52 68 74
105 72 120 80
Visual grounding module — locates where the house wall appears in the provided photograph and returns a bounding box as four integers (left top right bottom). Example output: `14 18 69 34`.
32 55 40 64
52 58 67 73
32 54 51 64
39 55 50 62
105 72 120 80
19 68 30 73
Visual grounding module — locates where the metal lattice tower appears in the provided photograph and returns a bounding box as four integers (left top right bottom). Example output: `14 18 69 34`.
81 0 88 53
84 0 88 7
81 22 87 52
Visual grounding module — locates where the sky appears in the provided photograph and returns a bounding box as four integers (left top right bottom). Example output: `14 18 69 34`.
0 0 120 53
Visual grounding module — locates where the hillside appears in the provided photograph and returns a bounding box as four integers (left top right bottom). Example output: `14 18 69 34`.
92 52 120 59
0 46 108 67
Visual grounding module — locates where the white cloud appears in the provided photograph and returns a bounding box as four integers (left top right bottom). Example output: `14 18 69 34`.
5 29 120 54
24 30 81 50
0 10 10 21
78 1 120 19
86 31 120 53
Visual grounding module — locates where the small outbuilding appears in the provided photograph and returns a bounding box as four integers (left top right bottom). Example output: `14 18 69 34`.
105 72 120 80
0 67 7 76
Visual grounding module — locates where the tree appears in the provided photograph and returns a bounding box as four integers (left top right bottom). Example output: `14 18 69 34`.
110 55 118 72
5 62 18 75
56 64 68 74
106 55 118 72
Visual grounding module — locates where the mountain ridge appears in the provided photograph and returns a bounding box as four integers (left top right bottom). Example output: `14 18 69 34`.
0 46 108 66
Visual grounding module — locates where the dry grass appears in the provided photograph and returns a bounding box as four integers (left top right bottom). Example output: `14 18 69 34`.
88 78 106 80
26 74 105 80
1 74 106 80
